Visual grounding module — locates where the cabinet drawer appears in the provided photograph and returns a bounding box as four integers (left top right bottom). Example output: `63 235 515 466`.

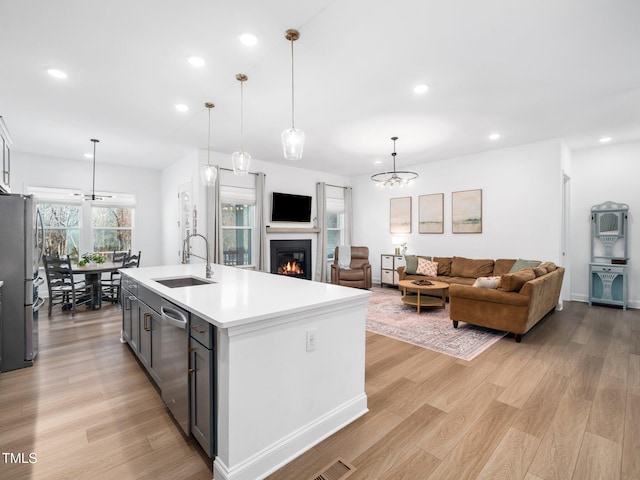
381 255 394 269
394 255 406 268
138 285 162 312
591 265 625 275
381 269 394 285
122 275 138 293
190 315 214 349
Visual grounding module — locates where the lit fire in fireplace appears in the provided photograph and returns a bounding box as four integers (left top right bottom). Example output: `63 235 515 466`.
278 260 304 275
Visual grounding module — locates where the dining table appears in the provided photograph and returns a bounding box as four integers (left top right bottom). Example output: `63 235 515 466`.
71 262 122 310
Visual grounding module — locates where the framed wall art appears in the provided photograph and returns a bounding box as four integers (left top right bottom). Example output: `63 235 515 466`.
452 189 482 233
390 196 412 234
418 193 444 234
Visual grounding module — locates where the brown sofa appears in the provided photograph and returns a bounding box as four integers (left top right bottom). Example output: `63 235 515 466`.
397 256 565 342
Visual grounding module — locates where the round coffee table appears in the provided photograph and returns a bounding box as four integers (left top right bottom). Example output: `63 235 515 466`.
397 279 449 313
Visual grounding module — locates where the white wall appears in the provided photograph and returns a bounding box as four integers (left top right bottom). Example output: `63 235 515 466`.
570 140 640 308
11 151 163 266
351 139 566 290
160 151 350 271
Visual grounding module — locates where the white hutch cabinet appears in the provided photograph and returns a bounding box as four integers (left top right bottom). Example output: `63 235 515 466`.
589 201 629 310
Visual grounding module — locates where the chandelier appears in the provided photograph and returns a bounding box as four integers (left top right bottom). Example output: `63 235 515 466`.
281 28 305 160
231 73 251 175
371 137 418 187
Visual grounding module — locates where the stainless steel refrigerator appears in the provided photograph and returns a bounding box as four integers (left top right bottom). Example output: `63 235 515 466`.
0 193 44 371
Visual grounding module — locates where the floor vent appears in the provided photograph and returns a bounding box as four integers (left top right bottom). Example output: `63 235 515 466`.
310 457 355 480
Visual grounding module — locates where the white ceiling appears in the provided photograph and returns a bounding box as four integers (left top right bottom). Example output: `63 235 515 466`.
2 0 640 177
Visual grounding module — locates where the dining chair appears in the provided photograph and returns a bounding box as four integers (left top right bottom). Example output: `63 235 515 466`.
101 250 129 304
122 251 141 269
43 254 94 316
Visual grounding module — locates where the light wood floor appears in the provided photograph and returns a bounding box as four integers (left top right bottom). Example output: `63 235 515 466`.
1 298 639 480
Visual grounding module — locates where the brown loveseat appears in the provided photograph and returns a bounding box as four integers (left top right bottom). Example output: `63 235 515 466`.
397 256 564 342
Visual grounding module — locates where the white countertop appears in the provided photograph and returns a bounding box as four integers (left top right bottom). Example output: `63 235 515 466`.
121 263 371 329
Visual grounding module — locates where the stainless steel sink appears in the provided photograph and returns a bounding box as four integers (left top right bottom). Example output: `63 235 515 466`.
154 276 216 288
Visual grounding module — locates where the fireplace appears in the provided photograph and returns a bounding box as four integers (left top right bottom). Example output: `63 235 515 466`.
270 240 312 280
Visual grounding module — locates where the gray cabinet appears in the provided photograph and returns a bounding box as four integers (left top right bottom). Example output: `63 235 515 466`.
122 276 138 346
190 314 215 458
589 201 629 309
381 254 405 286
0 281 3 370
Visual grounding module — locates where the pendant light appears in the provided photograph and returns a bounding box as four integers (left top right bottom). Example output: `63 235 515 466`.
231 74 251 175
200 102 217 186
89 138 99 200
281 28 305 160
371 137 419 187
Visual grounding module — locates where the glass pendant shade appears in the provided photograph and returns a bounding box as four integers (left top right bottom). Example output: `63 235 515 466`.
231 150 251 176
200 164 217 186
281 127 305 160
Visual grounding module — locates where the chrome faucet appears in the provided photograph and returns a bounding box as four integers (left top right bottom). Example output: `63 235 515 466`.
182 233 212 278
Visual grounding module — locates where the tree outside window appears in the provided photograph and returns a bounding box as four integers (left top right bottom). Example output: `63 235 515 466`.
222 204 253 266
39 203 81 263
93 206 133 256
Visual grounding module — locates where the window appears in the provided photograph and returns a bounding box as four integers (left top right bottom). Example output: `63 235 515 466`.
222 204 253 266
219 172 258 268
326 186 346 260
93 206 134 255
30 186 136 264
326 212 343 260
39 203 82 262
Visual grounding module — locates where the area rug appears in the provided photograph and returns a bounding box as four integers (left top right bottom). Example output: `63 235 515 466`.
366 286 506 361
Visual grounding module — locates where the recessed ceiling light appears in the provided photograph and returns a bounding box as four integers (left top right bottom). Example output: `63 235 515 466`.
47 68 67 79
188 56 205 67
488 133 501 140
84 153 93 159
238 33 258 46
413 84 429 94
374 160 383 165
175 104 189 112
599 136 612 143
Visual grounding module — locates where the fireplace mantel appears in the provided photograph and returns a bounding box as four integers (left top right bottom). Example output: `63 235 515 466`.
266 226 321 233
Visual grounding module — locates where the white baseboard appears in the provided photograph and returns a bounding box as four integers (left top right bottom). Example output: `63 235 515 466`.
213 394 368 480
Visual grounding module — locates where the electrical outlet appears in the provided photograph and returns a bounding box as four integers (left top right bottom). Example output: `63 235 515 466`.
306 328 317 351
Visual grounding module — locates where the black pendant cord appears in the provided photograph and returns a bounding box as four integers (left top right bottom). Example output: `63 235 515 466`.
91 138 99 200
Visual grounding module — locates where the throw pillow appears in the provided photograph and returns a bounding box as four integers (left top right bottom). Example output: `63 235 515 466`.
404 255 418 274
533 266 547 277
498 269 536 292
404 255 431 274
416 258 438 276
472 276 501 289
508 258 542 273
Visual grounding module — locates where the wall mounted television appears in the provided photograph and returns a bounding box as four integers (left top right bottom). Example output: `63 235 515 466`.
271 192 312 223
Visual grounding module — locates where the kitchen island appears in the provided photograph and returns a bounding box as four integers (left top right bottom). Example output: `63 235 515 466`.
120 263 370 480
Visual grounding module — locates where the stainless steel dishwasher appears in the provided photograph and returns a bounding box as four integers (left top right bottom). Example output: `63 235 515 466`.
159 299 190 434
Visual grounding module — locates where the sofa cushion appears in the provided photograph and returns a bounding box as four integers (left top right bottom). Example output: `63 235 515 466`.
433 257 452 276
451 256 494 278
533 266 547 277
509 258 542 273
498 268 536 292
473 276 501 289
493 259 517 276
539 261 557 272
404 255 432 274
416 258 438 276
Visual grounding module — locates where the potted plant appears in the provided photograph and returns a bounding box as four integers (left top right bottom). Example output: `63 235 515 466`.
78 252 105 267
